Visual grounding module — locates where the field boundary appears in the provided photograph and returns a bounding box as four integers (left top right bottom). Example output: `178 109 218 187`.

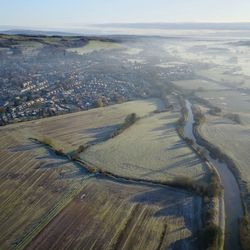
30 138 206 197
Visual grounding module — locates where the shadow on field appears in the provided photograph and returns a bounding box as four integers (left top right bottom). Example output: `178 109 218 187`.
167 140 186 150
35 152 88 179
12 142 90 179
35 159 70 169
131 187 201 249
164 156 201 171
151 123 178 140
8 142 42 152
158 113 178 120
81 124 119 144
168 236 200 250
140 155 201 179
35 158 88 179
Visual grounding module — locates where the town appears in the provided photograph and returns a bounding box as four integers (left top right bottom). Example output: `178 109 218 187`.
0 35 193 125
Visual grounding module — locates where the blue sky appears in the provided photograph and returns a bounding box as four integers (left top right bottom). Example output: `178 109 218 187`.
1 0 250 27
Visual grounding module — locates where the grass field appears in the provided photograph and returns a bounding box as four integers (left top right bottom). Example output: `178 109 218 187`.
80 109 208 183
27 178 202 250
67 40 121 54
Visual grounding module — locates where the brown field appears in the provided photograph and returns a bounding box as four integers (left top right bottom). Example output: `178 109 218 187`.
0 128 92 249
27 178 202 250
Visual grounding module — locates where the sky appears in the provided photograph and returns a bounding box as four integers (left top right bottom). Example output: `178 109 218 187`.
1 0 250 28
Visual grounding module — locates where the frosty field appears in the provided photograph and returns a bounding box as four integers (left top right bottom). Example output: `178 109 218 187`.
81 109 208 182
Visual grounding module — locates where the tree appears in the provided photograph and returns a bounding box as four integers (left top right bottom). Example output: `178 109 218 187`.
96 98 104 107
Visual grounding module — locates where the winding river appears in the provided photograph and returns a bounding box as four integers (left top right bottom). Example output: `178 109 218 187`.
184 100 243 250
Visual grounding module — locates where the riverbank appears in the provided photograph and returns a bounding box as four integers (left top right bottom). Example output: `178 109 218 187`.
176 99 225 250
185 99 243 250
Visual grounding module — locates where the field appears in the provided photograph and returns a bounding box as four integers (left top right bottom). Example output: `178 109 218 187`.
196 89 250 114
164 38 250 91
27 178 202 250
81 109 208 182
196 67 250 89
0 98 205 249
173 79 227 91
0 128 92 249
19 99 163 153
67 40 121 54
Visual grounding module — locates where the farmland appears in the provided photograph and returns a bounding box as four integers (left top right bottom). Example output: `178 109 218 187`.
80 110 208 183
21 99 163 153
0 97 205 249
27 178 202 250
0 128 92 249
3 32 249 249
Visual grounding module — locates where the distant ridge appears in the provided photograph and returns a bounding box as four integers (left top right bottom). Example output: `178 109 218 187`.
1 29 80 36
1 22 250 38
